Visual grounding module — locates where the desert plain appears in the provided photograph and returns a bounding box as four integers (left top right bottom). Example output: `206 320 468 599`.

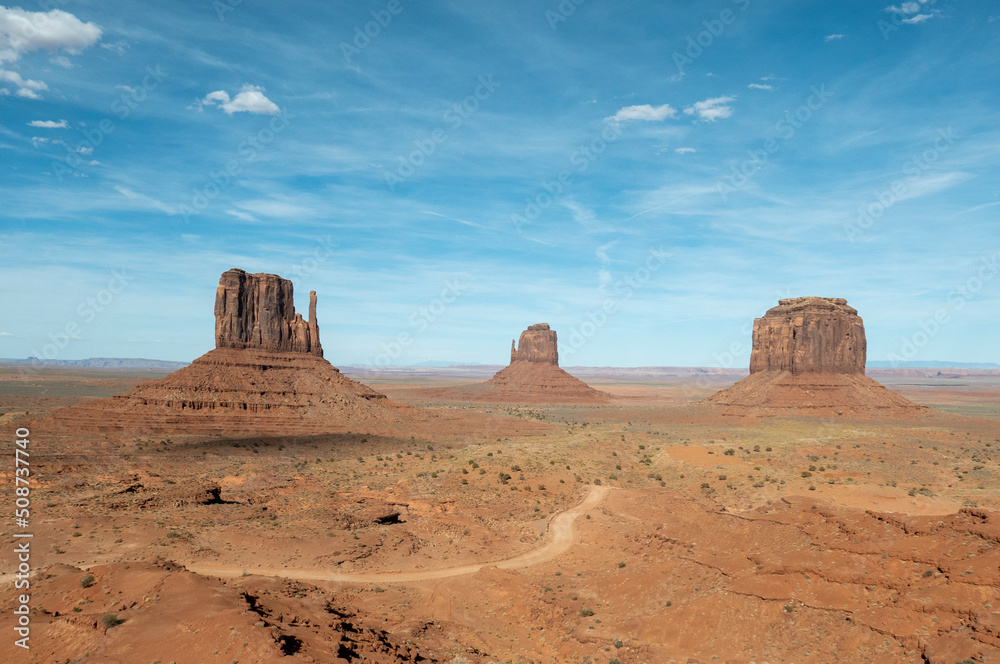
2 361 1000 664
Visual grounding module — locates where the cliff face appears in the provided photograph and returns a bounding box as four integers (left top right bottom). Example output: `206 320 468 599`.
709 296 924 416
43 268 414 436
510 323 559 365
749 297 865 375
214 268 323 356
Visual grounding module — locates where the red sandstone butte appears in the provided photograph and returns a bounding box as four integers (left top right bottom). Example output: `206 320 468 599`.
709 297 925 416
420 323 610 403
42 269 409 436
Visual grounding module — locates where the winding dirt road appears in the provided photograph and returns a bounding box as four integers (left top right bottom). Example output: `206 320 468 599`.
186 485 610 584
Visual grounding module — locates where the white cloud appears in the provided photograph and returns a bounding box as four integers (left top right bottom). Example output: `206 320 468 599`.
884 0 940 23
893 171 973 203
595 240 617 265
114 185 178 216
561 198 597 226
224 209 258 222
684 96 735 122
49 54 72 68
0 331 12 336
0 7 101 100
886 2 921 13
675 147 696 154
27 119 67 128
0 69 46 98
0 6 102 63
193 84 281 115
232 199 313 218
748 83 773 90
100 41 129 55
825 34 845 41
606 103 678 123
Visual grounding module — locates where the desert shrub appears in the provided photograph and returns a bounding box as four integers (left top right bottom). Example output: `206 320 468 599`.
580 608 594 617
80 574 95 588
801 471 813 478
102 613 123 629
723 449 735 456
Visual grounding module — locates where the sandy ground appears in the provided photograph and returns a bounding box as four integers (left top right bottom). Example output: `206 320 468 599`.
1 365 999 663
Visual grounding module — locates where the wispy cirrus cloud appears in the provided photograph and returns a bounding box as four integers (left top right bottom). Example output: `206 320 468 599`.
885 0 940 24
114 186 178 216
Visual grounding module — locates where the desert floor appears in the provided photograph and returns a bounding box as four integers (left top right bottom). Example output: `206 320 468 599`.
2 364 999 663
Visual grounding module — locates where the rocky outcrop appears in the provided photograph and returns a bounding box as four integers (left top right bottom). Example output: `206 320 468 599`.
510 323 559 365
43 268 413 436
709 297 925 417
749 297 865 374
215 269 322 356
419 323 609 403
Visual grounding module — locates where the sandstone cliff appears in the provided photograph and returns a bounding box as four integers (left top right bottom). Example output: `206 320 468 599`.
43 268 412 436
709 297 924 417
749 297 865 374
419 323 609 403
510 323 559 365
215 268 322 356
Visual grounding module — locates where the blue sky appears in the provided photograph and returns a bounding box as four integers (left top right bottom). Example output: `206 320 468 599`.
1 0 998 368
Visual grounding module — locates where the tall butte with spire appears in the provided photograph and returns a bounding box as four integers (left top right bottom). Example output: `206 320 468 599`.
46 268 409 436
708 296 925 416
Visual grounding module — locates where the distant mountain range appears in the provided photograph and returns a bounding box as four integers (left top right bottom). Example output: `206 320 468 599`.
2 357 997 371
866 360 1000 369
1 357 191 370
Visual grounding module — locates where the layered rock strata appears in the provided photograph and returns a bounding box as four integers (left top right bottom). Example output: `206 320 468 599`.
510 323 559 365
749 297 865 374
44 269 408 436
420 323 610 403
215 268 322 356
709 297 925 416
